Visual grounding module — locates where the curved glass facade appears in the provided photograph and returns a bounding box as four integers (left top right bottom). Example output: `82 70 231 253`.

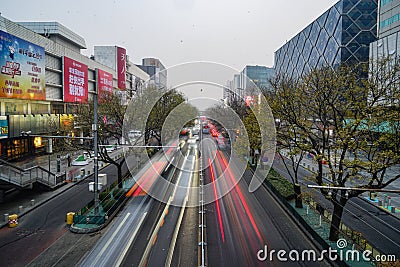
274 0 378 77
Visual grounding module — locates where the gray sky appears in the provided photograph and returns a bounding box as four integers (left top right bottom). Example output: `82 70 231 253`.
2 0 337 71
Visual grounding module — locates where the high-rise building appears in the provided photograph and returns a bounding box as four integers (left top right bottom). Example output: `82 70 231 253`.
378 0 400 38
274 0 378 77
137 58 167 89
240 65 275 93
370 0 400 63
369 0 400 106
225 65 274 104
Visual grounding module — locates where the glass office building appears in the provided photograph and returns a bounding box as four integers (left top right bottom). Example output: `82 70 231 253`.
274 0 378 77
370 0 400 64
378 0 400 38
241 65 275 93
369 0 400 106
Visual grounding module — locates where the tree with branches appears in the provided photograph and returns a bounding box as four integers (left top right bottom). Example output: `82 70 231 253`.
270 58 400 241
268 75 308 208
73 92 127 187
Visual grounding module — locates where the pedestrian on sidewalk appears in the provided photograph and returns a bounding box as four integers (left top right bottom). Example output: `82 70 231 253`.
67 154 71 167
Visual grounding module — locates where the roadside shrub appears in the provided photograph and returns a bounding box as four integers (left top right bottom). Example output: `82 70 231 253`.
99 191 111 201
266 168 296 200
102 198 116 212
113 188 125 199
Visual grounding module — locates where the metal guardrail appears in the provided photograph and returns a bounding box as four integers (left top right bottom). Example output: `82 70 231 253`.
0 158 62 188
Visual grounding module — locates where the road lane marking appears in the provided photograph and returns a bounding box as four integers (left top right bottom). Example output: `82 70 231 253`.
166 196 189 267
166 155 194 266
89 212 131 267
139 198 172 267
115 211 147 267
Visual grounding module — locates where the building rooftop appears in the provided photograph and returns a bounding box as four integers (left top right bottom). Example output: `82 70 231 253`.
18 21 86 49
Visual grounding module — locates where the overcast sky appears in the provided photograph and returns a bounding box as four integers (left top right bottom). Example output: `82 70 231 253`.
2 0 337 71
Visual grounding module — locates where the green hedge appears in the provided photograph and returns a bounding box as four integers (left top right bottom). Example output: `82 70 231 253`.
102 198 117 211
266 168 296 200
113 188 125 199
99 191 111 201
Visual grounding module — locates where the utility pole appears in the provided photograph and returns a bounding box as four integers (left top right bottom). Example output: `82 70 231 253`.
93 69 99 215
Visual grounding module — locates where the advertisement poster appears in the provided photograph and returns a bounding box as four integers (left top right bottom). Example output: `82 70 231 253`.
0 30 46 100
97 68 113 101
117 46 126 90
63 56 88 103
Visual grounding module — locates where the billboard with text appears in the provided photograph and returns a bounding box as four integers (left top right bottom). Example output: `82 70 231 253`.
63 56 88 103
117 47 126 90
0 30 46 100
97 68 113 101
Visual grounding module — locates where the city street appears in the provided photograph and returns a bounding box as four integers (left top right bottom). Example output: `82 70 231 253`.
1 0 400 266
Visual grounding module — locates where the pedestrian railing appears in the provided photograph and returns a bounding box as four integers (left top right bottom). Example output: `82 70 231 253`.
0 158 63 188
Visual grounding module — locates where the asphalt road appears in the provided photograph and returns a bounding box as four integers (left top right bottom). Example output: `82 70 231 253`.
77 144 198 267
77 150 171 267
145 145 196 267
0 160 127 267
77 195 152 267
202 135 331 267
273 156 400 258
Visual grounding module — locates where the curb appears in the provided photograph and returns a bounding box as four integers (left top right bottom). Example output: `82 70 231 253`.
70 223 103 234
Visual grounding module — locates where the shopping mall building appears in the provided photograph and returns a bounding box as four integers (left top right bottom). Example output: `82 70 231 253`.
0 15 150 160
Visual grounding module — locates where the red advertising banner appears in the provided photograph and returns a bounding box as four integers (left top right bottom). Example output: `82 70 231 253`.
97 68 113 101
63 56 88 103
117 47 126 90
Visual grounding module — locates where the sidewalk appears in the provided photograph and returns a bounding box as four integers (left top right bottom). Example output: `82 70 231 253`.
0 148 124 228
280 150 400 219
